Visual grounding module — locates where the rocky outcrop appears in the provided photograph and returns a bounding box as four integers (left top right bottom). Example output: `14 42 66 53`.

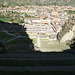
60 25 75 43
0 0 75 7
57 16 75 43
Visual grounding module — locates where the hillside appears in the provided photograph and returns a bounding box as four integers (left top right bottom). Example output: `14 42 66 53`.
0 22 75 74
0 0 75 7
0 0 34 7
31 0 75 6
57 16 75 43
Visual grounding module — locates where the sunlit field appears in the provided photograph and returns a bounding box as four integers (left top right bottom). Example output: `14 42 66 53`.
31 38 70 52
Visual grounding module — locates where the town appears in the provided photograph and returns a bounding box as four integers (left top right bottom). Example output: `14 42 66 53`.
0 5 74 39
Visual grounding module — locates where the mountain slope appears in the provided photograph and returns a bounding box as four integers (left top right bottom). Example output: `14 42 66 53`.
33 0 75 6
0 0 75 7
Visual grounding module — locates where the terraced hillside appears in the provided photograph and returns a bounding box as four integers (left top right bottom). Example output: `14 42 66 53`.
0 31 75 74
40 39 69 52
0 21 75 74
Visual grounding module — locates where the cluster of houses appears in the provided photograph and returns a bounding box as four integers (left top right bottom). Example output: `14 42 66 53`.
0 5 75 40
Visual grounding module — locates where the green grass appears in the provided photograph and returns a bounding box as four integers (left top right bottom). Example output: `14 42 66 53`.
32 38 37 44
0 18 9 22
0 13 11 22
40 39 69 52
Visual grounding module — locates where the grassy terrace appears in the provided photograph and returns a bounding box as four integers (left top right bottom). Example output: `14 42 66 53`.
0 13 12 22
32 38 37 44
0 18 9 22
40 39 69 52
